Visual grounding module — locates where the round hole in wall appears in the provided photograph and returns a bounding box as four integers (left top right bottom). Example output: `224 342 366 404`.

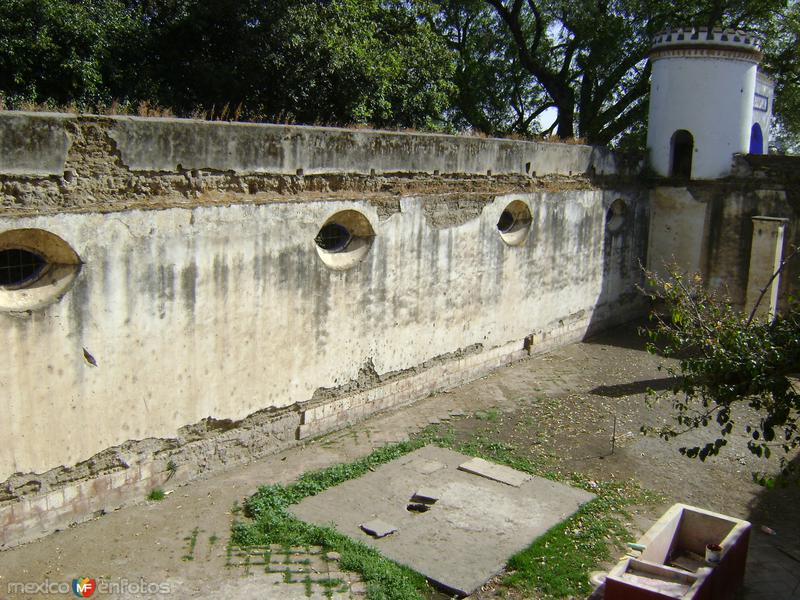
0 229 81 312
606 199 627 233
314 210 375 270
497 200 533 246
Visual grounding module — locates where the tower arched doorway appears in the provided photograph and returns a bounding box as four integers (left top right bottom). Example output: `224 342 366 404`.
749 123 764 154
670 129 694 179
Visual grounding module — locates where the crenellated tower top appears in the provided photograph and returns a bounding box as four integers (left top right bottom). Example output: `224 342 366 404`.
650 27 762 63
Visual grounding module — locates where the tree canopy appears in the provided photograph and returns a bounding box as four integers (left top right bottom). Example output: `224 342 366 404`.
762 0 800 151
0 0 797 147
0 0 456 128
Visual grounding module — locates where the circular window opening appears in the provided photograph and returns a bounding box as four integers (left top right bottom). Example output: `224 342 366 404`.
606 199 627 233
497 200 533 246
0 248 47 288
314 210 375 270
315 222 353 253
0 229 81 312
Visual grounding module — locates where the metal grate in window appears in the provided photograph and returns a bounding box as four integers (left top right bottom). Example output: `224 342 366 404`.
0 249 47 286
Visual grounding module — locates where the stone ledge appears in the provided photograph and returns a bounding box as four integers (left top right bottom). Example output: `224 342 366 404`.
0 112 631 178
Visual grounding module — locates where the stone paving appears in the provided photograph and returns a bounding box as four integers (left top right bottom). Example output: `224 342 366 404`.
742 536 800 600
227 545 366 599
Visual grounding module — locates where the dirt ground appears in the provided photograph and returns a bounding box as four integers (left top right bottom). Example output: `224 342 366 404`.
0 323 798 599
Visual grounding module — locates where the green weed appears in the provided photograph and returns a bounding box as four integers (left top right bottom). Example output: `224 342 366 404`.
147 488 165 501
475 408 501 422
182 526 200 561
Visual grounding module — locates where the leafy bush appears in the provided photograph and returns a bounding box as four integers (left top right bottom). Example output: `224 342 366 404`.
642 265 800 478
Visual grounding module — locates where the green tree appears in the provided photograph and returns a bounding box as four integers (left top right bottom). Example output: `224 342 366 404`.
0 0 142 107
642 264 800 479
762 1 800 152
122 0 457 127
141 0 456 127
426 0 550 136
0 0 455 128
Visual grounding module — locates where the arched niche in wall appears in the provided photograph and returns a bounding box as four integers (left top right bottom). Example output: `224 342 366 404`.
606 199 628 234
749 123 764 155
314 210 375 270
670 129 694 179
0 229 82 312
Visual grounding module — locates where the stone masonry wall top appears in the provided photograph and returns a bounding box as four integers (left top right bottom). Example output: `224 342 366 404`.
0 112 626 178
0 112 72 176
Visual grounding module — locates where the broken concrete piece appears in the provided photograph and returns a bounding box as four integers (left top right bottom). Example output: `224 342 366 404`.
360 519 398 538
411 488 439 503
457 457 532 487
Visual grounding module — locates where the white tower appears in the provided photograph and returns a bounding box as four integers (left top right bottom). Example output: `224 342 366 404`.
646 28 763 179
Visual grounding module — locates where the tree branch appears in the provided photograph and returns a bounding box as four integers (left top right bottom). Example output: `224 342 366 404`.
746 245 799 326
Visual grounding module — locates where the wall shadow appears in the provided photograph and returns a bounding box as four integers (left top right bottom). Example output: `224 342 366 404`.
742 452 800 598
585 188 652 345
584 317 652 352
590 376 682 398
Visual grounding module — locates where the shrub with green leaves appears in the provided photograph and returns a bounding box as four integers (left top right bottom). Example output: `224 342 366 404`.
642 265 800 477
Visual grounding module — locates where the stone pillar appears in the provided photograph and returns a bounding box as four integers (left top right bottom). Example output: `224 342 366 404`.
745 216 788 321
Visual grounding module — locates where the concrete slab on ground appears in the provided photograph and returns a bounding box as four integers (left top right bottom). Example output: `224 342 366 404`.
290 445 594 595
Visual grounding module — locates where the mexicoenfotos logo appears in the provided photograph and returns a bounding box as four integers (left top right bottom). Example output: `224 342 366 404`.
72 578 96 597
6 576 171 595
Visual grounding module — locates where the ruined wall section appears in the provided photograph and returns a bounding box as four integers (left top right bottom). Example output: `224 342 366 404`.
0 113 647 547
649 155 800 310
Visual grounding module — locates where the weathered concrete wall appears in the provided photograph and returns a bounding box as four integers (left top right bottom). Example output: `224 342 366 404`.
0 190 647 476
648 187 707 278
0 113 71 176
647 159 800 311
0 112 648 546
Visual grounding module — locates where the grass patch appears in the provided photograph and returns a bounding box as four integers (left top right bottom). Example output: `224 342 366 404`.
147 487 165 501
475 408 501 422
230 427 660 599
182 526 200 561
